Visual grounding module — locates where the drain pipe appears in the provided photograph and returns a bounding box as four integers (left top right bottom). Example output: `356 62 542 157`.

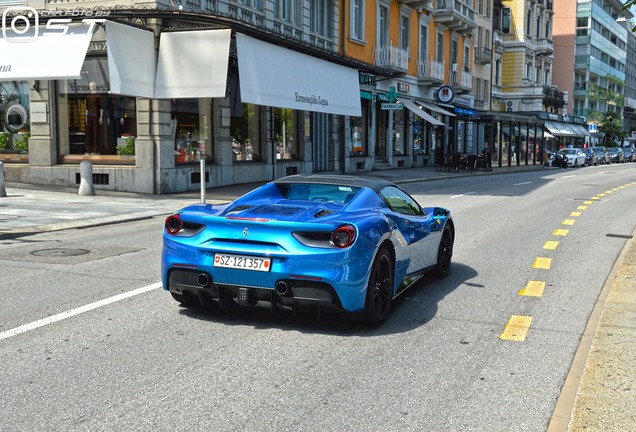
200 155 206 203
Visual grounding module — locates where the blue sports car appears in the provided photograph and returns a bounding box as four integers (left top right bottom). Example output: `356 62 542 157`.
162 175 454 325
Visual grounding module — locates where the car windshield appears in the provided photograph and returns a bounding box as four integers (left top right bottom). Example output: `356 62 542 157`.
560 149 576 155
608 148 619 153
595 147 605 152
278 183 361 204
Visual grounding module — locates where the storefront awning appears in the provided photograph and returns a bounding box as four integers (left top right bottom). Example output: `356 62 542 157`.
544 131 555 139
0 23 94 80
545 121 575 136
106 21 156 98
154 29 231 99
400 99 444 126
571 124 589 136
236 33 361 116
417 101 456 117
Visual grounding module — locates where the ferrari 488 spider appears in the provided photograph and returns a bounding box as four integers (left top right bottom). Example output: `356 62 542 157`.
162 175 454 324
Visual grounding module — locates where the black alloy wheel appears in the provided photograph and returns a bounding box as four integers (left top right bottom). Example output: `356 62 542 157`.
433 226 453 278
362 248 393 325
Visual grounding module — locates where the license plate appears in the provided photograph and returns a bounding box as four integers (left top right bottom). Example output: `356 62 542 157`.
213 253 271 272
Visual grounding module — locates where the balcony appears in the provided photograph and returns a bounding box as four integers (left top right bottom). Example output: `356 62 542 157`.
474 46 493 64
450 67 472 93
397 0 435 13
534 38 553 55
417 59 445 85
433 0 477 35
543 85 566 109
374 43 409 73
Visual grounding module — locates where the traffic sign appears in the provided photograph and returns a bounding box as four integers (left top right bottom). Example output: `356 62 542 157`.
381 103 403 110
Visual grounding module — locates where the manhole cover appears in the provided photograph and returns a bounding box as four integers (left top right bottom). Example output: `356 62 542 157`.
31 248 90 257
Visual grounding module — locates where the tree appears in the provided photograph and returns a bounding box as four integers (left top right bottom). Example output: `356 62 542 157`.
599 111 625 146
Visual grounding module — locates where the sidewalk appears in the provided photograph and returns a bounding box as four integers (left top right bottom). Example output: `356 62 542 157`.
1 165 634 431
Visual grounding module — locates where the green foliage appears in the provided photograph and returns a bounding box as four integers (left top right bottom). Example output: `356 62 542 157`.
599 111 624 145
12 133 29 151
0 132 9 150
116 137 135 156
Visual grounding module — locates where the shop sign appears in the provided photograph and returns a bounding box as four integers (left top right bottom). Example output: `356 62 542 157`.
359 72 377 87
30 101 48 123
381 103 403 110
454 107 477 115
398 83 410 93
436 85 454 103
377 86 399 103
454 96 474 108
360 90 373 100
589 123 598 133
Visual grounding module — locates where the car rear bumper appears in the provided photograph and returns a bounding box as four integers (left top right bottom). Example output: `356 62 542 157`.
166 267 346 312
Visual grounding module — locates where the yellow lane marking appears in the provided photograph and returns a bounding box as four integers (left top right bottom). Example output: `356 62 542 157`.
519 281 546 297
553 229 569 236
577 206 588 210
543 241 559 250
570 212 581 217
611 188 619 191
583 200 594 204
562 219 575 226
597 193 606 197
500 315 533 341
533 257 552 269
604 191 613 194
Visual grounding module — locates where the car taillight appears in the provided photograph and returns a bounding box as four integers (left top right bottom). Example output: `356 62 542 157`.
165 214 182 235
332 224 356 248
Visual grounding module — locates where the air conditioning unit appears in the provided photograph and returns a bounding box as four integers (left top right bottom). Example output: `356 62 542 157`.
505 100 518 112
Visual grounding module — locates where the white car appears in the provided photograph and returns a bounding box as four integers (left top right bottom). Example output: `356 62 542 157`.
558 148 587 167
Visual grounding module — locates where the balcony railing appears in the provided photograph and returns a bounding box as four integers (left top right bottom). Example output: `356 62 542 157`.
433 0 477 33
450 69 472 91
534 38 553 54
474 46 493 64
374 43 409 72
417 59 445 83
543 85 566 108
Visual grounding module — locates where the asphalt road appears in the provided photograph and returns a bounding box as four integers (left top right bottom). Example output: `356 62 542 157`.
1 165 635 431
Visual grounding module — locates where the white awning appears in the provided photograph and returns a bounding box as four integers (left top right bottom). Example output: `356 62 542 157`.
154 29 231 99
0 23 94 80
399 99 445 126
236 33 361 116
544 131 555 139
417 101 456 117
106 21 156 98
545 121 575 136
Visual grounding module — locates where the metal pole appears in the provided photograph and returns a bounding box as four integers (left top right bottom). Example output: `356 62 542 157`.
200 156 206 204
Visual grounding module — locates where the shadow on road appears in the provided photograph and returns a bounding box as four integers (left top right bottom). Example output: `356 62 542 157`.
176 262 477 336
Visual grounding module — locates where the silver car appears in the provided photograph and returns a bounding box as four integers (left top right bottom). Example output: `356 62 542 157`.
558 148 587 167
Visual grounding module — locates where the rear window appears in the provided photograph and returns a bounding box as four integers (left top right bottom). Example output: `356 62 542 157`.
277 183 361 204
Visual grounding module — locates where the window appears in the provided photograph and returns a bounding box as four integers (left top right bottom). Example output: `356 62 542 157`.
350 0 364 40
526 8 532 36
380 186 423 216
1 81 30 162
463 44 470 72
502 8 511 34
526 60 532 79
419 23 429 63
311 0 332 37
536 13 542 38
378 4 389 45
436 32 445 62
172 98 212 164
231 103 261 162
400 15 410 50
275 0 300 24
450 39 458 66
274 108 298 160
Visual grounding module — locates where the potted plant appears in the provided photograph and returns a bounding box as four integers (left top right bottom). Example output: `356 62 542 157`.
12 132 29 152
0 132 9 151
116 136 135 156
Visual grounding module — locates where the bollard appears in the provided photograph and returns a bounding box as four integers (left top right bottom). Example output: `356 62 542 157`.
0 161 6 197
200 156 206 204
78 160 95 196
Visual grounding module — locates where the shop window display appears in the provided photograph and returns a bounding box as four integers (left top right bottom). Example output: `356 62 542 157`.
230 103 261 162
1 81 30 162
274 108 298 160
172 98 213 164
350 100 369 156
59 57 137 160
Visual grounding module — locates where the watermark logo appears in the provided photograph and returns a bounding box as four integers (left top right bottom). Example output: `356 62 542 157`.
2 8 108 43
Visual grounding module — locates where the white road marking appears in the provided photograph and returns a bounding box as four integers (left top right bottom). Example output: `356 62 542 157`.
451 192 476 199
514 181 533 186
561 175 576 179
0 282 162 341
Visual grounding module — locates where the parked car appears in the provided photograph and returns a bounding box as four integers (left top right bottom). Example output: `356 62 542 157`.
581 148 598 166
592 146 610 164
622 147 635 162
607 147 625 163
558 148 587 167
162 175 455 325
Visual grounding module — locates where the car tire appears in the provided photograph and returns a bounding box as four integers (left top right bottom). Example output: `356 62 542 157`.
171 292 185 303
574 159 578 168
433 226 454 278
361 247 393 325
